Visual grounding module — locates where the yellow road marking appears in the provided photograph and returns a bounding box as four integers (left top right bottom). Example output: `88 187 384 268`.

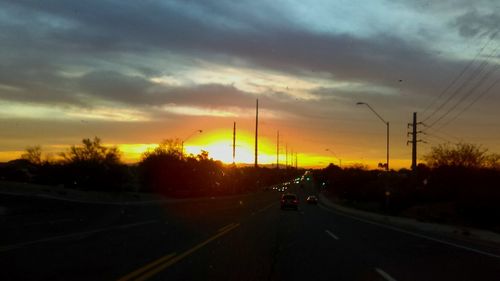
119 223 240 281
117 253 176 281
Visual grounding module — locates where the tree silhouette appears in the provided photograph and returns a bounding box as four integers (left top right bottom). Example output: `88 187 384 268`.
59 137 126 190
60 137 121 165
423 142 497 168
21 145 42 165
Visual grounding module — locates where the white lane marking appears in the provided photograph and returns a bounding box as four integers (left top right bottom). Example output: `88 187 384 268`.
318 204 500 259
375 268 397 281
0 220 157 252
325 230 339 240
218 223 236 233
256 202 277 213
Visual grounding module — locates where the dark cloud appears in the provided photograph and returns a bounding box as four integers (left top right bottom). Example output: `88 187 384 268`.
1 0 499 128
0 0 473 103
452 9 500 38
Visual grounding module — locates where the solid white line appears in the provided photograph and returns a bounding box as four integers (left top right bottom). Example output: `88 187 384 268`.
325 230 339 240
375 268 397 281
0 220 157 252
318 204 500 259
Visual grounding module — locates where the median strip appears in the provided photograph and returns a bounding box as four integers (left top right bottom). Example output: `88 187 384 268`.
118 222 240 281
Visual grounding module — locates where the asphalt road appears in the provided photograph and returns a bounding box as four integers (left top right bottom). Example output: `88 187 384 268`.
1 180 500 281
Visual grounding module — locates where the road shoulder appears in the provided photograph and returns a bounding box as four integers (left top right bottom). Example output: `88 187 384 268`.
318 193 500 250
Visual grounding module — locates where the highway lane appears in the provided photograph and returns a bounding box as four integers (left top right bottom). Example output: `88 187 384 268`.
0 191 279 281
116 181 500 281
1 181 500 281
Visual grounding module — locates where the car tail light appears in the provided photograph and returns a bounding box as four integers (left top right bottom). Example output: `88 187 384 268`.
293 199 299 204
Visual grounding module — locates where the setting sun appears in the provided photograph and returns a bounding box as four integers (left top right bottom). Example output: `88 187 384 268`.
184 129 276 165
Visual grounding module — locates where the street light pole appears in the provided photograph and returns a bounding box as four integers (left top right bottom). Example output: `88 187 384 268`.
325 148 342 168
356 102 389 171
182 129 203 156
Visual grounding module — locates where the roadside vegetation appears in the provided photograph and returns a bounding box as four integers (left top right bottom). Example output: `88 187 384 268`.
315 142 500 232
0 137 302 198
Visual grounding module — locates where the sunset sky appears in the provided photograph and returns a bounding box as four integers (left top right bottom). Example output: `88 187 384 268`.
1 0 499 168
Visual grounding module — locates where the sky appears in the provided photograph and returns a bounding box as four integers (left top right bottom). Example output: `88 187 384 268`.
1 0 500 168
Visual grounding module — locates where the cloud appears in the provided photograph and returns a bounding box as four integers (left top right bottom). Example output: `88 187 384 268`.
0 0 478 105
2 0 500 165
452 9 500 38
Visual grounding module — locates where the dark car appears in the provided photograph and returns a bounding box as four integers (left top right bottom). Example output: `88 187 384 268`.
306 195 318 204
281 193 299 210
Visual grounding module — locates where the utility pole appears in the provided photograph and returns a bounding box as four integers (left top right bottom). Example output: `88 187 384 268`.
254 99 258 168
285 144 288 169
412 112 417 170
295 152 298 169
407 112 423 172
232 121 236 164
276 130 280 169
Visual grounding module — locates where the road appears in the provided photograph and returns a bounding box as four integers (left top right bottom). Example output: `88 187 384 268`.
1 180 500 281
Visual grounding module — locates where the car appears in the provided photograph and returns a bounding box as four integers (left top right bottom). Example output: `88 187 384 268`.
280 193 299 210
306 195 318 204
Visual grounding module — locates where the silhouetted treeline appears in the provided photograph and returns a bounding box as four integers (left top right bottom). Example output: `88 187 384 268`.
315 163 500 231
0 137 302 197
139 139 302 197
0 138 131 191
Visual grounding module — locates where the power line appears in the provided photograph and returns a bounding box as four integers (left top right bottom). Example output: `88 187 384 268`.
423 52 493 126
425 59 500 129
435 72 500 131
421 33 496 120
422 131 456 144
423 39 500 130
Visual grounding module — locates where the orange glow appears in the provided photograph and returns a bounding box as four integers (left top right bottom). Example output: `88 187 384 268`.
184 129 276 164
118 144 158 162
114 132 412 169
0 151 24 162
0 142 411 169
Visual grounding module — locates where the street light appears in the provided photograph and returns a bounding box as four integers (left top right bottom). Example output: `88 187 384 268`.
356 102 389 171
182 129 203 156
325 148 342 168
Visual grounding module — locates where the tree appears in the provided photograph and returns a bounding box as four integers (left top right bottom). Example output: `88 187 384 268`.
21 145 42 165
485 153 500 169
142 138 183 160
423 142 492 168
60 137 121 165
59 137 125 190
